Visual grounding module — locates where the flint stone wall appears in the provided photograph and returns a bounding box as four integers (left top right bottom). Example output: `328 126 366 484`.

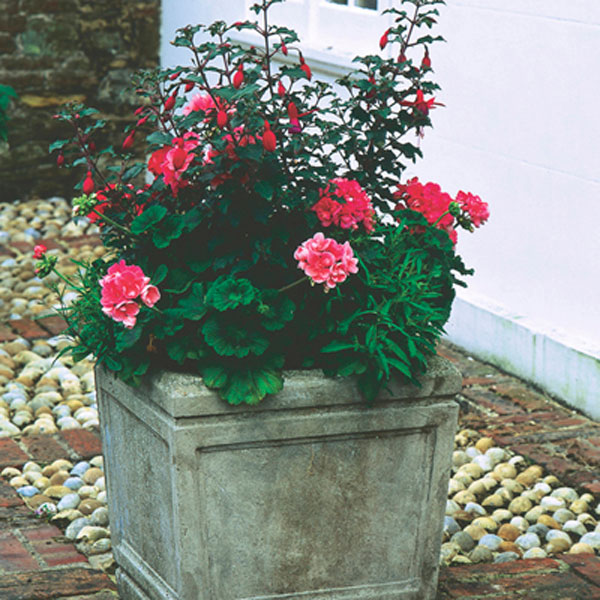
0 0 160 200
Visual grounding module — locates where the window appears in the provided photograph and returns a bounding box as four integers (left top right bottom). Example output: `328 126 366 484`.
326 0 378 10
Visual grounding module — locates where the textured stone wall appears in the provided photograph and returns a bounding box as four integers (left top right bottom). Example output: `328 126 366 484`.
0 0 160 200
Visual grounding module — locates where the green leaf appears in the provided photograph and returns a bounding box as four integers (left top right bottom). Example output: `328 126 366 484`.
176 283 207 320
206 276 256 312
259 293 295 331
321 340 356 353
254 180 274 201
153 214 187 248
202 318 268 358
222 366 283 405
114 325 143 352
131 204 168 234
146 131 172 146
153 264 169 284
202 365 228 389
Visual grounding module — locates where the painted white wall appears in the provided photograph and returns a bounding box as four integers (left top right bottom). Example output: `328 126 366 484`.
160 0 600 410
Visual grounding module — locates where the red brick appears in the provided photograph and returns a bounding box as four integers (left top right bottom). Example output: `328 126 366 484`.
492 384 551 413
561 554 600 588
10 240 34 254
0 532 39 571
583 481 600 495
33 238 63 251
60 429 102 458
21 524 62 542
0 324 18 342
35 314 67 336
0 480 25 508
8 318 48 340
462 376 498 387
461 389 525 416
20 435 67 464
0 567 116 599
442 580 498 598
445 557 561 578
0 438 30 468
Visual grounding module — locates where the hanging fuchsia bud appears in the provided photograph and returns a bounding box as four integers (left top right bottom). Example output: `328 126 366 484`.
379 29 390 50
83 171 95 195
56 152 65 167
262 121 276 152
233 64 244 89
277 81 286 97
134 106 145 116
281 41 288 56
217 109 228 128
421 48 431 69
122 131 135 150
136 115 149 127
287 102 299 121
397 53 407 64
169 71 181 80
164 92 177 111
184 80 194 92
88 141 96 153
299 56 312 80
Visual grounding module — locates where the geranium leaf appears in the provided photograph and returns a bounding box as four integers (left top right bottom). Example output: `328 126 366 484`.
206 276 256 312
131 204 167 234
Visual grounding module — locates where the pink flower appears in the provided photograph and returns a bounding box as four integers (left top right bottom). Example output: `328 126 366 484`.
140 285 160 307
182 93 216 116
108 301 140 329
312 179 375 233
294 232 359 289
456 191 490 228
100 260 159 328
33 244 47 259
149 132 200 195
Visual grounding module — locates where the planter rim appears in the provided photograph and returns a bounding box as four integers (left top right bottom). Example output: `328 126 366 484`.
97 354 461 419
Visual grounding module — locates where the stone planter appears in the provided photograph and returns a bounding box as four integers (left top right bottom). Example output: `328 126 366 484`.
95 356 461 600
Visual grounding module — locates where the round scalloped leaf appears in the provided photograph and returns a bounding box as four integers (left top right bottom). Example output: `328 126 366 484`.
202 318 268 358
206 276 257 312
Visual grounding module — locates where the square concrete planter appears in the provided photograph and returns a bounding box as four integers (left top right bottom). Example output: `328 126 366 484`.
95 356 460 600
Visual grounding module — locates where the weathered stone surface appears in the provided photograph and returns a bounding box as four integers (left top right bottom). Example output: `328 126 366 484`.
0 0 160 199
97 357 461 600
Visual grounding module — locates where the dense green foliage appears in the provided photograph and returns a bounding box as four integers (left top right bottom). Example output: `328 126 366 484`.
0 84 17 142
44 0 482 405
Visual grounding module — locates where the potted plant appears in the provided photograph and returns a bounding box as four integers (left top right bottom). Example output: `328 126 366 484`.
40 1 489 598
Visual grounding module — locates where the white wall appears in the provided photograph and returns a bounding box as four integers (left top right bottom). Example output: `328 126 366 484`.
160 0 600 412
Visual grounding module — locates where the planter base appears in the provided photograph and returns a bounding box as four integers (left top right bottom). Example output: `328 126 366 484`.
96 357 460 600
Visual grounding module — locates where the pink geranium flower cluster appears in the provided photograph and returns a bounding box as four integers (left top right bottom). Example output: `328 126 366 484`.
394 178 458 244
312 178 375 233
293 232 359 289
456 191 490 228
100 260 160 329
148 132 200 195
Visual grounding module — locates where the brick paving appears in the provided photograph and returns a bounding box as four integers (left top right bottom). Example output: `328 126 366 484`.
2 310 600 597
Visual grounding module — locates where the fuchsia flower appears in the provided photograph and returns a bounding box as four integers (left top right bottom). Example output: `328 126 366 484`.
400 89 442 116
294 233 359 289
100 260 160 329
456 191 490 228
312 178 375 233
82 171 94 195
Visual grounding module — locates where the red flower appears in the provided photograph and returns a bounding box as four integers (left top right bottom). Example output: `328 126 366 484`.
400 90 442 115
164 92 177 111
287 102 299 121
56 153 64 167
277 81 286 97
83 171 95 195
262 121 276 152
33 244 47 260
217 109 228 128
379 29 390 50
148 147 169 176
281 41 288 56
184 80 194 92
421 49 431 70
299 56 312 80
233 64 244 89
122 131 135 150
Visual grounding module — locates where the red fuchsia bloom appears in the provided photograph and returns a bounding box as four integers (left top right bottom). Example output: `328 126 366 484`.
421 49 431 70
82 171 95 195
182 92 216 117
122 131 135 150
217 109 228 128
184 80 194 93
280 41 288 56
164 92 177 112
394 177 457 244
56 153 65 167
262 121 276 152
400 90 442 116
379 28 390 50
456 191 489 228
294 232 359 289
312 178 375 233
148 147 170 176
233 64 244 89
162 132 201 195
277 81 286 97
33 244 47 260
100 260 160 329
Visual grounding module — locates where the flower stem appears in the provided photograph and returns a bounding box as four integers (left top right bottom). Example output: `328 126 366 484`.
277 277 307 293
90 209 135 236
